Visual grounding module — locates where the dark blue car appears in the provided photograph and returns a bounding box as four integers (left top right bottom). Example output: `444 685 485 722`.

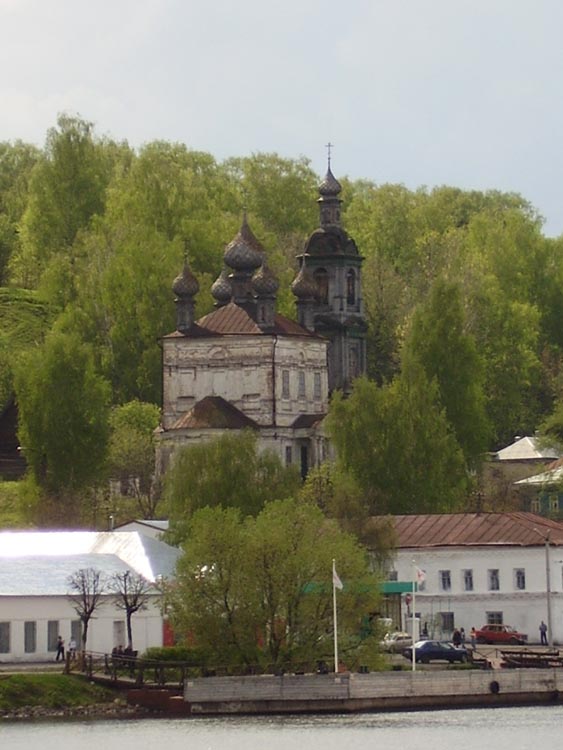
402 640 468 664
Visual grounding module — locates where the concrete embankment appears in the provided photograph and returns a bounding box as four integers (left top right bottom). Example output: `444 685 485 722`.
170 669 563 715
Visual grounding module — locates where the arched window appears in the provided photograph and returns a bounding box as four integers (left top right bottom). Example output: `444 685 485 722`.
346 269 356 306
314 268 329 305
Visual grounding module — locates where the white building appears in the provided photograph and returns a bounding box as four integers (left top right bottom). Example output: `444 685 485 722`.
0 530 180 662
388 512 563 644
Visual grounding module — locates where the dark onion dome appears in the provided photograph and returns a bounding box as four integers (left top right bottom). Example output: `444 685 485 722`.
211 267 232 304
172 261 199 297
224 214 265 272
252 262 279 297
291 262 318 299
318 166 342 197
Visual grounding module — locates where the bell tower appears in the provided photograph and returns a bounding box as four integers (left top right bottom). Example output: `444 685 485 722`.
292 151 367 394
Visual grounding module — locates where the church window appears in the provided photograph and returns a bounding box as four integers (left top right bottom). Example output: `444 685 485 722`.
282 370 290 399
349 347 359 380
314 372 321 400
313 268 329 305
285 446 292 465
346 269 356 305
298 371 306 399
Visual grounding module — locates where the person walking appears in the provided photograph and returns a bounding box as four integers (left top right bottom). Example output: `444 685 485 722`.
539 620 548 646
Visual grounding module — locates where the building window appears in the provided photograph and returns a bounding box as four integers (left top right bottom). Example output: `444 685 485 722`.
488 569 500 591
285 446 292 465
47 620 59 652
531 498 540 513
24 621 37 653
298 371 306 399
314 372 322 400
514 568 526 590
550 495 559 512
71 620 82 645
281 370 290 399
487 611 503 625
346 269 356 305
463 569 473 592
314 268 329 305
439 570 451 591
387 570 398 582
440 612 454 634
0 622 10 653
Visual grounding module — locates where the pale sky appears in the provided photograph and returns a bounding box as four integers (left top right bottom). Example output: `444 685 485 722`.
2 0 563 235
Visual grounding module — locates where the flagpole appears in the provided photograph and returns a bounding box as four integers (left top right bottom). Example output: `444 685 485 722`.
412 560 416 673
332 559 339 674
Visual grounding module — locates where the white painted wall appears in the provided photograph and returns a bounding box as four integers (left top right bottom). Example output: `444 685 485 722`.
392 545 563 644
0 595 164 662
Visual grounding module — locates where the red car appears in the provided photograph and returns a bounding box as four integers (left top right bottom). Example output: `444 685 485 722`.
475 624 528 645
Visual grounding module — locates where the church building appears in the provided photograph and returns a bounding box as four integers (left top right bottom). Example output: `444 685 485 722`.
157 164 366 477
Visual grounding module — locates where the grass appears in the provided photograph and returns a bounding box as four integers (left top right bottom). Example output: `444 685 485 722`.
0 674 116 711
0 481 32 528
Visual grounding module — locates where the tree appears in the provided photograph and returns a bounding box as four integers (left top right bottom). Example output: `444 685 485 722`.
109 571 153 650
107 400 161 517
326 373 469 515
164 431 301 542
13 330 111 495
401 278 491 466
67 568 106 652
169 500 381 670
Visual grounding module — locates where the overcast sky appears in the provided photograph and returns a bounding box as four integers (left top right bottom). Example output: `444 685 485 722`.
2 0 563 235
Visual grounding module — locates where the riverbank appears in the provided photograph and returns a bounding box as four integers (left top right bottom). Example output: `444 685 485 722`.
0 673 151 722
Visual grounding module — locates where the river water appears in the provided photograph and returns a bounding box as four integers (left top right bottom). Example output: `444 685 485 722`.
2 706 562 750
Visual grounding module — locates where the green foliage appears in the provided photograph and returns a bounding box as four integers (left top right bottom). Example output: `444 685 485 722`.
401 278 491 465
327 374 469 514
143 645 212 664
13 330 111 493
169 500 381 670
164 431 301 541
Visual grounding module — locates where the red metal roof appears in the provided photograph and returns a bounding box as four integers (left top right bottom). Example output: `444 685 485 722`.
171 396 258 430
189 303 321 337
392 512 563 548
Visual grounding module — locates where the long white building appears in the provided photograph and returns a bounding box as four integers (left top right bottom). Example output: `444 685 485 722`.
389 512 563 645
0 530 180 662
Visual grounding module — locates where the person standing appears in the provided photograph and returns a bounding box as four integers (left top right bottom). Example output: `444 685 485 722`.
470 626 477 650
55 635 65 662
539 620 548 646
68 637 77 660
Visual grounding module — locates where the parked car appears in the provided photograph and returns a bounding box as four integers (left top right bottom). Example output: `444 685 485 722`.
380 632 413 653
402 640 469 664
475 625 528 645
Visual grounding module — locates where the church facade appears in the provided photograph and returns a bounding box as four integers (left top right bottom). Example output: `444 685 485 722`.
157 165 366 477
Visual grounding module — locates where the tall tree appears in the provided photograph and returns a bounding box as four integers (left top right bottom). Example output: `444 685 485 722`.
327 373 469 515
107 400 161 517
13 330 111 494
164 431 301 542
401 278 490 465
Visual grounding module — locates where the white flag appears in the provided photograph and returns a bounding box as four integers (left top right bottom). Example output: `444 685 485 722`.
333 566 344 590
416 567 426 584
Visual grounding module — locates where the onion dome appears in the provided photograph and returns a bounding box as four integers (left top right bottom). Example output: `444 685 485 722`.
252 262 279 297
172 261 199 298
211 267 232 304
318 166 342 197
224 214 264 272
291 263 318 299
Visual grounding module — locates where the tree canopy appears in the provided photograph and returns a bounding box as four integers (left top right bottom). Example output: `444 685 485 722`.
169 499 382 670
